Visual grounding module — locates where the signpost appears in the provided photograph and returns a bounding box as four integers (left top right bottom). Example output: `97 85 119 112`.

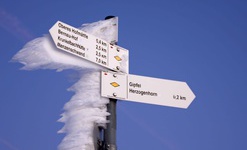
48 18 196 150
101 71 195 109
49 21 129 73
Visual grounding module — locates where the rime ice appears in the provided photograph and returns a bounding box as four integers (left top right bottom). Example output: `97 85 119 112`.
12 17 120 150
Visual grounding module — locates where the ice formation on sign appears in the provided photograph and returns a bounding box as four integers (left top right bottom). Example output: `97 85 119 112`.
12 17 119 150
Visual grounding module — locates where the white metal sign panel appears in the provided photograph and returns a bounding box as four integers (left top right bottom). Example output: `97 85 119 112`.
49 21 129 73
101 71 196 109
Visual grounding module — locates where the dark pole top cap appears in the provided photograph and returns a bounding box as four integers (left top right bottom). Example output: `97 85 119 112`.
105 16 116 20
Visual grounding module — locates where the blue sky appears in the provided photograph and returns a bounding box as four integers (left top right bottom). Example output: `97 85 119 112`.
1 0 247 150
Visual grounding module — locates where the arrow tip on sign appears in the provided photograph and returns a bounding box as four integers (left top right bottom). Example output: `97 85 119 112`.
183 83 196 109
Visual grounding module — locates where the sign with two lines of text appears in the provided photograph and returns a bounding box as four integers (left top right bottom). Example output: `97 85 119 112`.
101 71 196 109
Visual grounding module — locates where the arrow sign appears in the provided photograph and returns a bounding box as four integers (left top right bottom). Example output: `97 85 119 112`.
101 71 196 109
49 21 129 73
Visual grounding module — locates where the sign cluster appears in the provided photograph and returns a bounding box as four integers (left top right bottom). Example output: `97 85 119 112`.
49 20 195 109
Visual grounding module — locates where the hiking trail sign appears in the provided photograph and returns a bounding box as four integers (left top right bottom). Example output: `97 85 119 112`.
49 21 129 73
101 71 195 109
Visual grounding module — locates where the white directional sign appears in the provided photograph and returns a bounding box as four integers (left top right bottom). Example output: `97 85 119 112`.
101 71 196 109
49 21 129 73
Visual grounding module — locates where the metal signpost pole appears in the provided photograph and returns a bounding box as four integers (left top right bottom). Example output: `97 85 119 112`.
103 16 117 150
104 98 117 150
